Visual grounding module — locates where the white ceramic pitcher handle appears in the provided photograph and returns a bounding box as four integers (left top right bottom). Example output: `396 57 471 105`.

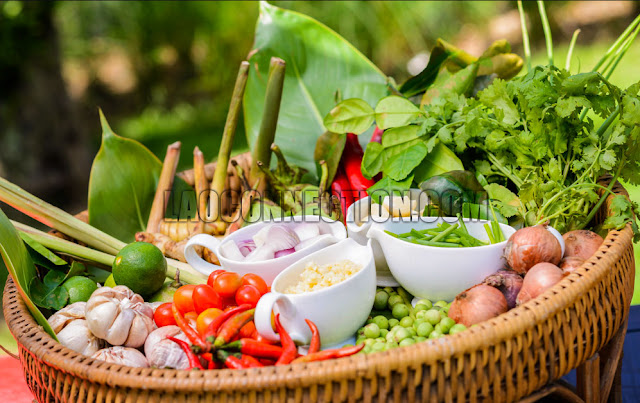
254 292 310 344
184 234 222 276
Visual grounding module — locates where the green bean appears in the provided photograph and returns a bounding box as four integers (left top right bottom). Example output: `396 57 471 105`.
484 223 496 244
411 239 461 247
457 214 469 235
431 223 459 242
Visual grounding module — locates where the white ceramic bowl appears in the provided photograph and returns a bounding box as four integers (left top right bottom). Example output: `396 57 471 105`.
367 216 516 301
254 238 376 348
184 215 347 285
346 189 429 286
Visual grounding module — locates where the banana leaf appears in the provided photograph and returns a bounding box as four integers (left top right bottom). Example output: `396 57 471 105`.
88 111 196 243
244 2 388 177
0 208 56 339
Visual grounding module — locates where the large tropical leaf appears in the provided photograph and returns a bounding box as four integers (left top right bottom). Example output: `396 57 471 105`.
88 111 195 243
0 208 56 339
244 2 388 176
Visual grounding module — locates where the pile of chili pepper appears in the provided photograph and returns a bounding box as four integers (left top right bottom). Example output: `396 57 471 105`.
331 128 382 216
171 306 363 369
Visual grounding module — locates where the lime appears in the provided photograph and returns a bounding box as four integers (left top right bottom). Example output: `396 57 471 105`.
149 278 181 302
112 242 167 297
62 276 98 303
104 274 117 287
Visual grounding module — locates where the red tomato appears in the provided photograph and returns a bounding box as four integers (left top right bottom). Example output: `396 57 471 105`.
173 284 196 314
221 297 237 310
241 274 268 295
235 284 262 308
213 272 242 299
184 311 198 328
153 302 176 327
193 284 223 314
196 308 223 335
207 269 227 288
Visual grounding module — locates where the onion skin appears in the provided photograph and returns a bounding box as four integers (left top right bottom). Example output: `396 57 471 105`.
483 269 523 309
504 225 562 274
559 256 585 273
516 263 565 306
448 284 508 327
563 230 604 260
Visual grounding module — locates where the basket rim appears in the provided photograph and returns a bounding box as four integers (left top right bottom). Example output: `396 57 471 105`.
3 178 634 393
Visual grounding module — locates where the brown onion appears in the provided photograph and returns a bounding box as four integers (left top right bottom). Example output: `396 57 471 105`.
563 230 604 260
516 263 565 305
448 284 508 327
559 256 585 273
504 225 562 274
483 269 523 309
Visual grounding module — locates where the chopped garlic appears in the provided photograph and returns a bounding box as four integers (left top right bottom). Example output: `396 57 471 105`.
284 259 362 294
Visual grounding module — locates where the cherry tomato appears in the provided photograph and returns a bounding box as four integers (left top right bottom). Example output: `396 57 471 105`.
241 274 268 295
221 297 237 310
184 311 198 328
192 284 223 314
213 272 242 299
173 284 196 314
196 307 223 335
207 269 227 288
238 320 256 339
235 284 262 308
153 302 176 327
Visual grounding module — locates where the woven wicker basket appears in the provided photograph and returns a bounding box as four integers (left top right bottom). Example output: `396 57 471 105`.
3 178 635 402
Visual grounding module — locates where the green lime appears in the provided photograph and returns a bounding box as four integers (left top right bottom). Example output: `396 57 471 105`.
62 276 98 303
112 242 167 297
104 274 117 287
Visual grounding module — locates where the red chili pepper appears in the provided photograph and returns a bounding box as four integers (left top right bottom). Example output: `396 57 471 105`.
305 319 321 354
290 344 364 364
344 133 375 199
274 314 297 366
213 309 256 348
258 358 276 366
172 304 209 352
201 352 219 370
240 354 264 368
217 350 248 370
331 168 355 220
252 330 278 345
370 127 383 144
238 320 256 339
222 338 283 359
168 336 204 370
203 304 251 342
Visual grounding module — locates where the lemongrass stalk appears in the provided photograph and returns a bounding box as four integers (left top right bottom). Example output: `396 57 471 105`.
210 61 250 221
517 1 532 71
147 141 181 233
592 14 640 73
604 25 640 80
537 1 553 66
249 57 286 189
193 146 208 232
0 177 125 255
565 29 581 71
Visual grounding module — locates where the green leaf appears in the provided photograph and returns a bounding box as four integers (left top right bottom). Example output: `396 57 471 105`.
323 99 375 135
361 142 384 179
484 183 521 218
421 63 479 106
88 110 194 242
244 2 388 175
478 79 520 125
462 202 507 223
368 175 414 204
314 131 346 185
383 143 428 181
381 126 423 148
0 208 56 339
30 276 69 311
374 96 422 130
20 232 67 267
413 141 464 184
64 261 87 283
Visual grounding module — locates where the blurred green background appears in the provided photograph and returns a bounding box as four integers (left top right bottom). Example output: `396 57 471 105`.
1 0 639 351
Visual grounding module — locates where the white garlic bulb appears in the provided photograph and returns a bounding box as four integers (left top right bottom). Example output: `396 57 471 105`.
92 346 149 368
144 326 189 369
85 286 154 348
48 302 104 356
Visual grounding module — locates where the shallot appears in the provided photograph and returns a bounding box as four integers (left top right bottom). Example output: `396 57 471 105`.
516 263 565 305
563 230 604 260
559 256 585 273
504 225 562 274
144 326 189 369
483 269 523 309
448 284 508 327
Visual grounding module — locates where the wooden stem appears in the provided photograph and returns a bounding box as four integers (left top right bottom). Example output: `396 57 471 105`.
147 141 181 233
249 57 286 191
210 61 250 221
193 146 208 233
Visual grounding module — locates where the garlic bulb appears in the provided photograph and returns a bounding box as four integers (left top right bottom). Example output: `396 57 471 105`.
144 326 189 369
85 286 154 348
92 346 149 368
48 302 104 356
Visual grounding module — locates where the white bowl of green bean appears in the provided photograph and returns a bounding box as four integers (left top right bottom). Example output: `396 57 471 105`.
367 216 516 301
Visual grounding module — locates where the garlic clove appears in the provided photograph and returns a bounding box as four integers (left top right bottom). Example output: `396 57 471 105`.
48 301 87 333
92 346 149 368
293 223 320 242
56 319 104 356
